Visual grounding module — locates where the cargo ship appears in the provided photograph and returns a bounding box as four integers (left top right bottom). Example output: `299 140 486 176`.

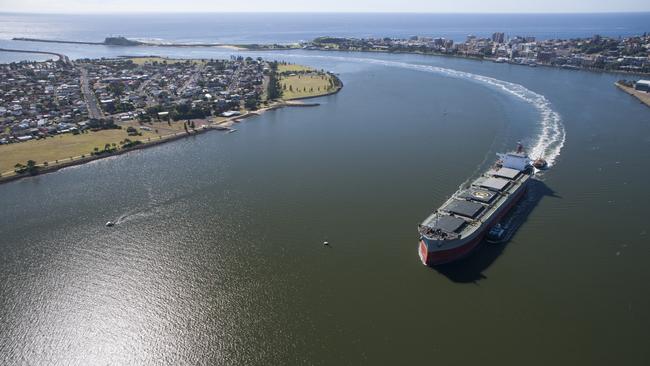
418 143 533 266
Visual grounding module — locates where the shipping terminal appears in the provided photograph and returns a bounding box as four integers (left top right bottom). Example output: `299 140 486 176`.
418 143 540 266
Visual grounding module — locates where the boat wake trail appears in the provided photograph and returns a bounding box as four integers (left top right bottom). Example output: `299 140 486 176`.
268 53 566 167
382 61 566 167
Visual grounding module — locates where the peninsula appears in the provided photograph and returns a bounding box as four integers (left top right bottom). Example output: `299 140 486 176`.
0 55 342 183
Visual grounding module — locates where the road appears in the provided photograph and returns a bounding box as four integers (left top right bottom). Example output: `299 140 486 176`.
136 73 161 108
179 64 204 96
79 66 104 119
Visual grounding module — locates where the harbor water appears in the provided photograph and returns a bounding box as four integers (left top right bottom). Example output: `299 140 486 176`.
1 14 649 365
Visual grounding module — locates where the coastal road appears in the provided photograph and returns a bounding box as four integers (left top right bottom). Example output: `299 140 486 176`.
80 66 104 119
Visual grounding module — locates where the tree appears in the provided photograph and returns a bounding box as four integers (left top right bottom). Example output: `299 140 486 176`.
267 61 283 100
14 163 26 174
107 81 126 98
26 160 38 175
138 114 152 122
245 97 259 110
126 126 138 136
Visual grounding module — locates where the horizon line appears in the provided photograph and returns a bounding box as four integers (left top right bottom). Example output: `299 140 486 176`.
2 10 650 15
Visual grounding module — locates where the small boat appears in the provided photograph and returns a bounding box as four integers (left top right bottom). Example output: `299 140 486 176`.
323 240 329 246
532 158 548 170
227 128 237 134
105 221 115 227
486 224 506 243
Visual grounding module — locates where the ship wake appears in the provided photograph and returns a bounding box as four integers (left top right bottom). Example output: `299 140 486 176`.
386 61 566 167
269 53 566 167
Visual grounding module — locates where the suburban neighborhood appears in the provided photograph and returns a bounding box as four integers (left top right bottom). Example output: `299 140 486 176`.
0 54 342 179
0 59 87 144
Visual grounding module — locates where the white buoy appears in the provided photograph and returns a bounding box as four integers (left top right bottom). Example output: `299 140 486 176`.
106 221 114 227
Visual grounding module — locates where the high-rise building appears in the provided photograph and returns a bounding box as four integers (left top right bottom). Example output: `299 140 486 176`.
492 32 505 43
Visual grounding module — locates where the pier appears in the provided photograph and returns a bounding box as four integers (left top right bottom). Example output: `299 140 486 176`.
0 48 72 65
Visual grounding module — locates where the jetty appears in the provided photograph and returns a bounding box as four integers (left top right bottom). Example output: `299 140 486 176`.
0 48 72 65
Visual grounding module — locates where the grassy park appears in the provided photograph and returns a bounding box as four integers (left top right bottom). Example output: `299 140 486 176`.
129 56 207 66
277 64 314 73
0 119 195 175
276 63 340 100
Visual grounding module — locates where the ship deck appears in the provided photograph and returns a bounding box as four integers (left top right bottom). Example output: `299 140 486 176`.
420 161 531 241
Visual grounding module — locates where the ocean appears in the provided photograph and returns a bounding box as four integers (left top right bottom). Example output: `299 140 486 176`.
0 12 649 365
1 12 650 45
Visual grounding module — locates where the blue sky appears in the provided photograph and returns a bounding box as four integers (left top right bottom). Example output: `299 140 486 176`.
3 0 650 13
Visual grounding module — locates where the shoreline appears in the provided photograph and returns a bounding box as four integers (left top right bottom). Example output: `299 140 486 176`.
292 47 650 77
0 97 339 185
615 82 650 108
10 36 649 77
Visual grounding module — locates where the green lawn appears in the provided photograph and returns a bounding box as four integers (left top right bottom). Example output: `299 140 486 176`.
129 57 207 66
280 73 338 100
277 63 315 73
0 120 194 174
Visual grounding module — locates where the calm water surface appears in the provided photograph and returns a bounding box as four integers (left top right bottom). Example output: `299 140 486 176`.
1 20 650 365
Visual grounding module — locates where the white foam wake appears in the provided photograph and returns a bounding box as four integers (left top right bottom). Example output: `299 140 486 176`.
266 53 566 167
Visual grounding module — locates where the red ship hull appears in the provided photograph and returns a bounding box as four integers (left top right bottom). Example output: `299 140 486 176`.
419 183 527 266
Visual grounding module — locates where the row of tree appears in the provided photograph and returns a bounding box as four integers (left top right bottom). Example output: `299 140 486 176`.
14 160 38 175
267 61 283 100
